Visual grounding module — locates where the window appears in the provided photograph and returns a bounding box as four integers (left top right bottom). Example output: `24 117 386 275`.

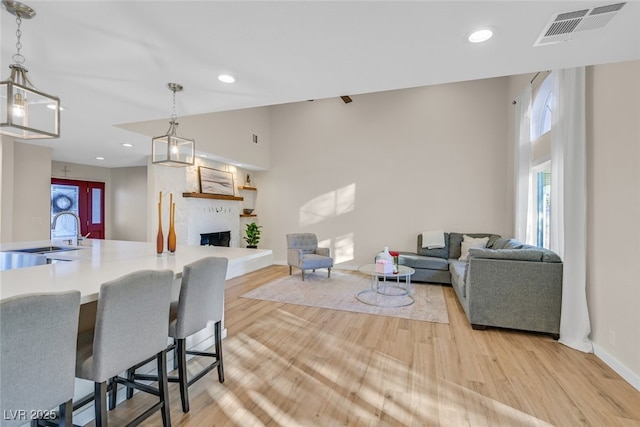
534 163 551 248
530 74 553 248
531 75 553 140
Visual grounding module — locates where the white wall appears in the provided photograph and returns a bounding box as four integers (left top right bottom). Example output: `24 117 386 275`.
111 166 147 241
147 158 255 248
586 60 640 386
260 77 510 268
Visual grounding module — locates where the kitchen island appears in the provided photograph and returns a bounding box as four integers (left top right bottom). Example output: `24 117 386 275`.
0 239 273 424
0 239 273 303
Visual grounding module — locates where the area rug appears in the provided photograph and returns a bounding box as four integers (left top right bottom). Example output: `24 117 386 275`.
240 271 449 324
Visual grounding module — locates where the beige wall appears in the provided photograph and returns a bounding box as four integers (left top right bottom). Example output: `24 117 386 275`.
1 141 53 241
587 60 640 383
111 166 147 241
261 77 510 268
119 106 272 170
0 137 15 242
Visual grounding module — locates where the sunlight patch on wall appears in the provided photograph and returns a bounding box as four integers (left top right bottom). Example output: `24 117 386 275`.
334 232 354 264
299 183 355 227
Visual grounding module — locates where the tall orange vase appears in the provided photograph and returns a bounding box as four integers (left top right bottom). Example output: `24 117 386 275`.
156 191 164 255
168 193 176 253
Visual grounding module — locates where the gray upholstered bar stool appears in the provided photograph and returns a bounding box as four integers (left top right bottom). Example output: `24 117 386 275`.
74 269 174 427
127 256 228 413
0 291 81 427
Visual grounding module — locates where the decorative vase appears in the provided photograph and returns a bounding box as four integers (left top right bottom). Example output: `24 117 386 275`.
377 246 397 273
168 194 176 253
376 246 393 263
156 191 164 255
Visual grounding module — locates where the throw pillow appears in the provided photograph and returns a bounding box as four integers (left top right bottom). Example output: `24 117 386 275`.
459 235 489 261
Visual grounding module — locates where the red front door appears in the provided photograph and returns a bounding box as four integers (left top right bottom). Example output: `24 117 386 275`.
51 178 105 240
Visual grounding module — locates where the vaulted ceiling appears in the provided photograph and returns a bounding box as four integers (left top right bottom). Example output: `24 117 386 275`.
2 1 638 168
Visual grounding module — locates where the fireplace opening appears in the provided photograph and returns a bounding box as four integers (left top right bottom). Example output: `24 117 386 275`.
200 231 231 247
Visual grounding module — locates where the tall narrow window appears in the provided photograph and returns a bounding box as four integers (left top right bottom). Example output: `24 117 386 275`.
529 73 553 249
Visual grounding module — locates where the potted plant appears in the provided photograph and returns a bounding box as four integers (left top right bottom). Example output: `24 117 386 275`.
244 222 262 248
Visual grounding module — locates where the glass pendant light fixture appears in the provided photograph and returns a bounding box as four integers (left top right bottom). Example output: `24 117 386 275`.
152 83 195 166
0 0 60 139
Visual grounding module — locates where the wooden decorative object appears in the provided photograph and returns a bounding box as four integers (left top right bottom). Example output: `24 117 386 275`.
156 191 164 255
168 193 176 253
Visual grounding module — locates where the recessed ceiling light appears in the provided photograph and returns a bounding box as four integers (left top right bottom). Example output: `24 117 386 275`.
121 143 133 148
95 156 104 160
468 28 494 43
218 74 236 83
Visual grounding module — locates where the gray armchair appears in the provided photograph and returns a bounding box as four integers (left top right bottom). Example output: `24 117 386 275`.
286 233 333 281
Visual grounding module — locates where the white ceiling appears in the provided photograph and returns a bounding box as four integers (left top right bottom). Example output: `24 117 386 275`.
2 1 639 168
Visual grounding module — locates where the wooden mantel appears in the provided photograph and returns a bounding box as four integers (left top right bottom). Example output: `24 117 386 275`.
182 192 244 201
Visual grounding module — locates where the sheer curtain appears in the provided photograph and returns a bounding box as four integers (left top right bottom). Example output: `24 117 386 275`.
514 85 534 243
550 67 593 352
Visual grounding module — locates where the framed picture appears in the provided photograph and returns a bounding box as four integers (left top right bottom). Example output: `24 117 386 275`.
198 167 235 196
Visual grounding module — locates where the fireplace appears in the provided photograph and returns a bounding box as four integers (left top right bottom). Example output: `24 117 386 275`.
200 231 231 247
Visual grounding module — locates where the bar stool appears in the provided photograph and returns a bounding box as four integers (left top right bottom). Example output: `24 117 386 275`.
127 256 228 413
0 291 81 427
74 269 174 427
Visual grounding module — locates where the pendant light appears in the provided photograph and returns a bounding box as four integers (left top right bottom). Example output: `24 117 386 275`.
0 0 60 139
152 83 195 166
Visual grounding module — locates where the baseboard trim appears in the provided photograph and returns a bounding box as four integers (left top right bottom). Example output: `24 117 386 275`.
593 342 640 392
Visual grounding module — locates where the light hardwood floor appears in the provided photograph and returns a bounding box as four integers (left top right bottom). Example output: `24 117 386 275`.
101 265 640 426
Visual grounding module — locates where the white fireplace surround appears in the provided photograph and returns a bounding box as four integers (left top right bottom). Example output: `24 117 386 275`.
149 159 249 249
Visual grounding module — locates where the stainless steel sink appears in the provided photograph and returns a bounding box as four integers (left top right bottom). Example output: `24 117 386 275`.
1 252 48 271
12 246 81 254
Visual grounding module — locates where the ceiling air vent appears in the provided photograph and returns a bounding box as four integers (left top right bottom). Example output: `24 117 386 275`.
534 2 626 46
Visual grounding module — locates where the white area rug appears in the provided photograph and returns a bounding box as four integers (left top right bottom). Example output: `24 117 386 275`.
240 271 449 324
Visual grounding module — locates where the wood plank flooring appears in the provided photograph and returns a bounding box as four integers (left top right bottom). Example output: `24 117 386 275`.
96 265 640 426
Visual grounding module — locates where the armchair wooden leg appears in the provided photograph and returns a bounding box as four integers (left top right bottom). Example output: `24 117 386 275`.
302 270 305 281
328 268 331 278
289 265 292 275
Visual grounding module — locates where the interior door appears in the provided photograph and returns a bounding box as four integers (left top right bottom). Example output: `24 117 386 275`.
51 178 105 240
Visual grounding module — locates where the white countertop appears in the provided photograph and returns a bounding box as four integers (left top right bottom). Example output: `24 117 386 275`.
0 239 272 304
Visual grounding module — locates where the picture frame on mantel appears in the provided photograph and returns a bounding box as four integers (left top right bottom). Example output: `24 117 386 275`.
198 167 235 196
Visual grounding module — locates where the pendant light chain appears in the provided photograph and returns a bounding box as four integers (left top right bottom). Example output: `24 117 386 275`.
1 0 60 139
12 16 25 65
171 88 178 122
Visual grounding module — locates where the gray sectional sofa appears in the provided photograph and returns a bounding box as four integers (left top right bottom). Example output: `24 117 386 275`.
398 232 563 337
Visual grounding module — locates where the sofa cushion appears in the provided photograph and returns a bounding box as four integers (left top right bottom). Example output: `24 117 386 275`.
481 242 562 262
468 248 543 262
449 232 501 259
459 235 490 261
399 253 449 271
491 237 511 249
416 233 450 259
503 239 525 249
448 260 468 297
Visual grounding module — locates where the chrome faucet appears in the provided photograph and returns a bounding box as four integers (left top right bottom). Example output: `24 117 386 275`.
51 211 84 245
